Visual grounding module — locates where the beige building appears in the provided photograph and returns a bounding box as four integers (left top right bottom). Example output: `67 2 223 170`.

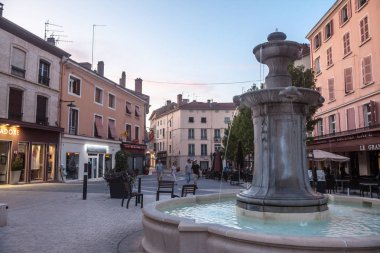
149 94 235 171
60 60 150 180
306 0 379 176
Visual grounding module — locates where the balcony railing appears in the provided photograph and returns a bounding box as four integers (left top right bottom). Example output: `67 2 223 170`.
38 75 50 86
36 117 49 126
310 124 380 141
8 112 23 121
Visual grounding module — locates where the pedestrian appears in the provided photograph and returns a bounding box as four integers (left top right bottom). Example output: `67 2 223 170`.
156 160 164 181
192 160 200 188
185 159 192 184
171 161 177 182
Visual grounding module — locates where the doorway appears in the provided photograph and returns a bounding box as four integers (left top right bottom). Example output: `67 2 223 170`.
18 142 28 183
0 141 11 184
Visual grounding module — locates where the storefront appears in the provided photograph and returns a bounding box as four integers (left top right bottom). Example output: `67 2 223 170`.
60 134 119 181
308 127 380 177
121 142 146 174
0 121 61 184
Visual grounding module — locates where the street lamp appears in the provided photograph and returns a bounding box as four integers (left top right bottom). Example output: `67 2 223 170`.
60 100 76 108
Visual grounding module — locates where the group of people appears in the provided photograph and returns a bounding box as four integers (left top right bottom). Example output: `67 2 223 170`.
155 158 201 188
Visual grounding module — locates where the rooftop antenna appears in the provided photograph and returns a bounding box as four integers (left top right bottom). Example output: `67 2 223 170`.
92 24 106 69
44 20 63 40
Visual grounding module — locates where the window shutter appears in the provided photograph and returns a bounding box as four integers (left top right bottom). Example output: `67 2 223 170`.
355 0 358 11
8 88 23 120
324 117 329 134
330 19 334 36
348 0 352 18
94 116 104 137
362 56 372 84
336 112 340 132
370 100 377 125
12 48 26 69
347 108 356 130
358 105 364 128
344 67 353 92
328 78 335 100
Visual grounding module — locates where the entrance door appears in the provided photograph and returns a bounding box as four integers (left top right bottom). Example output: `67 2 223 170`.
88 155 98 179
18 142 28 183
0 141 11 184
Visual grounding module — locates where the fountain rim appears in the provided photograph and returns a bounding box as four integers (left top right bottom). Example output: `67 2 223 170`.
252 40 300 55
143 192 380 247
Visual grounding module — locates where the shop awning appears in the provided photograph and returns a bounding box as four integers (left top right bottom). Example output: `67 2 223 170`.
94 117 104 137
309 149 350 162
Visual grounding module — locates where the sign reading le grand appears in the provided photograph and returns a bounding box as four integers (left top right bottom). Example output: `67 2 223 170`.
0 127 20 136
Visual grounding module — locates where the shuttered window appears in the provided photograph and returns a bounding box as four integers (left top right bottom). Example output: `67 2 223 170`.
324 20 333 40
346 108 356 130
11 47 26 78
69 108 78 135
340 1 351 25
36 95 48 125
327 47 333 67
362 56 372 85
8 87 23 121
108 119 117 139
343 32 351 56
344 67 353 93
328 78 335 101
94 115 104 138
359 16 369 43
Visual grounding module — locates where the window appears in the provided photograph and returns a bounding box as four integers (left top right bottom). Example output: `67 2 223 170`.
324 20 333 40
340 3 351 25
214 129 221 139
201 144 208 156
94 115 104 137
168 120 171 127
313 32 321 50
66 152 79 180
224 117 231 124
356 0 368 10
36 95 48 125
69 75 81 96
326 47 333 67
95 87 103 104
346 108 356 130
328 78 335 101
126 102 132 114
344 67 353 93
314 57 321 74
135 106 140 117
188 128 194 139
188 144 195 156
125 124 132 141
11 47 26 78
188 117 194 123
360 16 369 43
201 129 207 140
169 145 172 154
169 131 172 139
214 144 221 152
162 128 165 138
329 114 336 134
8 87 23 121
108 119 117 139
38 60 50 86
363 103 374 127
135 126 140 141
108 93 116 109
69 108 78 135
201 117 207 123
343 32 351 55
362 56 373 85
316 119 323 136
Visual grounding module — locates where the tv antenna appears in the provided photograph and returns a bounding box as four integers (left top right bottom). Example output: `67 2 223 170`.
44 20 72 44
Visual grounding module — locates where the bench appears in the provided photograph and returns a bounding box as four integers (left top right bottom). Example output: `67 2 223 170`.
181 184 196 197
156 180 175 201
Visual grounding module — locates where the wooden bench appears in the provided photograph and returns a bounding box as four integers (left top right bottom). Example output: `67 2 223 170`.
156 180 175 201
181 184 196 197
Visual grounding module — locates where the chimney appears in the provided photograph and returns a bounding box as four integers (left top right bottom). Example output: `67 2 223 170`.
97 61 104 76
166 100 171 106
177 94 182 105
0 3 4 17
47 36 55 46
207 99 211 103
79 62 92 70
135 78 142 93
119 71 126 88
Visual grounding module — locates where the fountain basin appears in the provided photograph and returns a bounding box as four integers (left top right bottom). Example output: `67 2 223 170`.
142 192 380 253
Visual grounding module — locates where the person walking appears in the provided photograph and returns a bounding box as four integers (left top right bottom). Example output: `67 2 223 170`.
192 160 200 188
171 161 177 182
156 160 164 181
185 159 192 184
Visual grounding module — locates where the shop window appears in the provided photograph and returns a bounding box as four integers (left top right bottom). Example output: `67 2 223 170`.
8 87 23 121
108 118 117 139
343 32 351 56
359 16 370 43
69 108 79 135
38 60 50 86
36 95 48 125
11 47 26 78
201 144 208 156
31 144 45 181
105 154 112 172
328 78 335 101
344 67 353 93
94 115 104 138
65 152 79 180
188 144 195 156
69 75 81 96
188 128 194 139
47 145 56 181
95 87 103 104
361 56 372 85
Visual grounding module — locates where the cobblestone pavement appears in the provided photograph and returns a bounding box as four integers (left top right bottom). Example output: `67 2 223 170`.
0 174 245 253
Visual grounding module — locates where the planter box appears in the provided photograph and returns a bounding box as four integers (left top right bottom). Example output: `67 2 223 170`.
107 179 124 199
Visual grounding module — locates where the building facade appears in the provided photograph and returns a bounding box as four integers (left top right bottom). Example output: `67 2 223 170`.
149 94 235 170
60 60 149 180
306 0 379 176
0 12 70 184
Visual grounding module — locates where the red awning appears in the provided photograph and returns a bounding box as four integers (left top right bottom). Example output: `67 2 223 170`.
94 117 104 137
126 102 131 114
109 120 117 139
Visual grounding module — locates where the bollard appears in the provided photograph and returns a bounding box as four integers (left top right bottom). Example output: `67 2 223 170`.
137 177 142 203
0 203 8 227
83 163 88 200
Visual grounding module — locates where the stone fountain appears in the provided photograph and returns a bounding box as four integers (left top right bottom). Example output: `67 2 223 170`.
234 31 328 218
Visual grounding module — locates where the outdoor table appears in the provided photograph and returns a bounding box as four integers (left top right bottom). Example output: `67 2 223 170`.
335 179 350 193
359 182 378 198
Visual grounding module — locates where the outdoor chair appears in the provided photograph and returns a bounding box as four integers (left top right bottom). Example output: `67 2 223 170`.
156 180 175 201
121 181 143 209
230 172 240 185
181 184 197 197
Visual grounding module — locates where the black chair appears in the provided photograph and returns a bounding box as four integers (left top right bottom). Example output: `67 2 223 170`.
156 180 175 201
181 184 197 197
121 181 143 208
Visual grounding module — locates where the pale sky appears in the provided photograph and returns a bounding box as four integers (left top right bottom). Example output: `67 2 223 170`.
2 0 335 118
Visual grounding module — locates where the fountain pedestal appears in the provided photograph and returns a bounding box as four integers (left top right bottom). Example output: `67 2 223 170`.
235 31 328 216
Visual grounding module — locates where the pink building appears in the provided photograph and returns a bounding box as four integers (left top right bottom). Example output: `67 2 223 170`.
60 60 149 180
306 0 379 177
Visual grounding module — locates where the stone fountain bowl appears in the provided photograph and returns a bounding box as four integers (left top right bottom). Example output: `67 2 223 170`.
141 192 380 253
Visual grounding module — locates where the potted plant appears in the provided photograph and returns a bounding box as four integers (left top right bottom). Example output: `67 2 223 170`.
104 150 135 198
10 156 23 184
